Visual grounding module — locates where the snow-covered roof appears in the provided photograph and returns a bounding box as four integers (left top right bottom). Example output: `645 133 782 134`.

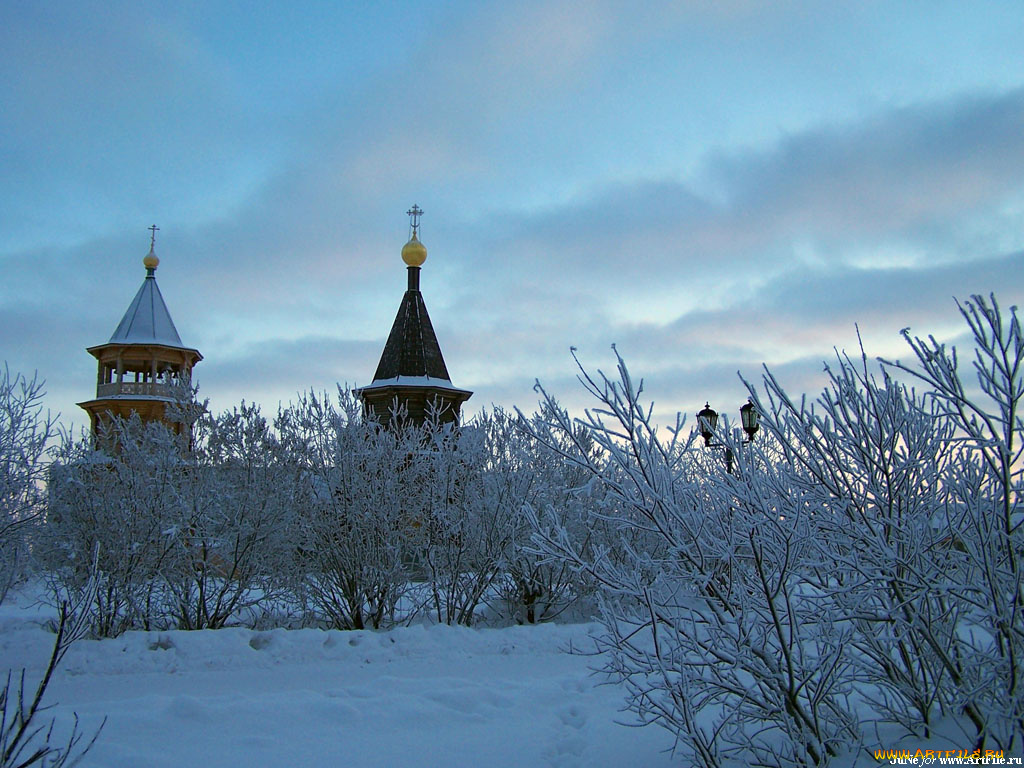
108 269 186 348
357 375 471 395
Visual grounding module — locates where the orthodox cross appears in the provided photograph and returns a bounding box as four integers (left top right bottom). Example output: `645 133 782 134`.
406 204 423 238
148 224 160 249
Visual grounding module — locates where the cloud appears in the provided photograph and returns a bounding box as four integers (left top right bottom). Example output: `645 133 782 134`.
446 86 1024 347
0 3 267 252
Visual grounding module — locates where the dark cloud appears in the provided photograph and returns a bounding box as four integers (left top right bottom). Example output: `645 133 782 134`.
721 88 1024 246
465 87 1024 305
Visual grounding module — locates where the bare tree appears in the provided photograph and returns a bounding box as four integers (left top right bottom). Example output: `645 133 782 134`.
2 562 104 767
881 295 1023 752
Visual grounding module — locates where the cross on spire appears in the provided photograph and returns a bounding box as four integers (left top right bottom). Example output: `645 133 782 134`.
148 224 160 250
406 204 423 238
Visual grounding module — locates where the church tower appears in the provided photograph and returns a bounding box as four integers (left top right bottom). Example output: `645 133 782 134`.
78 227 202 441
357 206 472 426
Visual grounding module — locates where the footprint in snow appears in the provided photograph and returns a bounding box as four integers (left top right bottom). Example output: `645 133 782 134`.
557 704 587 730
149 634 175 651
543 704 589 766
249 632 273 651
543 733 587 767
558 676 589 694
165 694 207 720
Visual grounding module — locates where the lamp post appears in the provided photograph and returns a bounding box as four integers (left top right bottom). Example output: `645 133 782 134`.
697 399 760 473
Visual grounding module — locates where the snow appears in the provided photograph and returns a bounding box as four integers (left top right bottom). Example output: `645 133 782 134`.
0 586 676 768
358 375 468 391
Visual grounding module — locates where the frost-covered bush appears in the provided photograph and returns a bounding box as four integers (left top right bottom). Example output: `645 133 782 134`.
164 402 297 630
45 418 184 636
503 403 611 625
277 389 416 630
755 343 965 743
752 295 1023 754
523 295 1022 766
405 405 599 627
524 352 859 767
277 393 595 629
882 296 1023 752
0 366 56 603
45 403 297 634
44 385 597 633
407 417 512 626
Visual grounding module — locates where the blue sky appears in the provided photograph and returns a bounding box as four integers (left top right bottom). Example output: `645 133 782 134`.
3 0 1023 432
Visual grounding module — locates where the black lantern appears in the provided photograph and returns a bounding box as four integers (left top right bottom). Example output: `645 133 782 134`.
697 402 718 445
740 400 760 441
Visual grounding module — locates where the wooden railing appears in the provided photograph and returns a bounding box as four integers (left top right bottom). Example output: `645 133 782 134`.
96 382 181 398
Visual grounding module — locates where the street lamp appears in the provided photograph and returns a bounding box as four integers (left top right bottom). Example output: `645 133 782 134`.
697 399 759 473
697 402 719 446
739 400 760 441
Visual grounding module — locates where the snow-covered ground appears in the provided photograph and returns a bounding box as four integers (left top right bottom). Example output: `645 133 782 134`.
1 587 675 767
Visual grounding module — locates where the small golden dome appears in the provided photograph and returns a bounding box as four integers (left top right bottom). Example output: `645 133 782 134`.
401 234 427 267
143 246 160 271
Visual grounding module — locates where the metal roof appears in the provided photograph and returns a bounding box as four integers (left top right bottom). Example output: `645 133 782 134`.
108 271 187 348
368 283 453 384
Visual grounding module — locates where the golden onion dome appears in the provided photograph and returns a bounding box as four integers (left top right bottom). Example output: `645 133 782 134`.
143 246 160 271
401 234 427 267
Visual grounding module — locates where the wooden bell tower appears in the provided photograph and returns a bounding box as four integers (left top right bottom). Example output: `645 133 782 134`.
79 227 202 442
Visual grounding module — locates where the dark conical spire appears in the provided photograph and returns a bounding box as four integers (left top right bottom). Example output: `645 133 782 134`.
372 287 452 381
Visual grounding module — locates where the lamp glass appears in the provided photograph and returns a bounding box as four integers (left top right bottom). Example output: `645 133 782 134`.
740 400 759 437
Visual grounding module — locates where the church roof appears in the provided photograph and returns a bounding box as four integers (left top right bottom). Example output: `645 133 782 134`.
366 285 453 385
107 246 188 348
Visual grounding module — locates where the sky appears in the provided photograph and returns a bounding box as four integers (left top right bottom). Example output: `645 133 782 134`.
3 0 1023 434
